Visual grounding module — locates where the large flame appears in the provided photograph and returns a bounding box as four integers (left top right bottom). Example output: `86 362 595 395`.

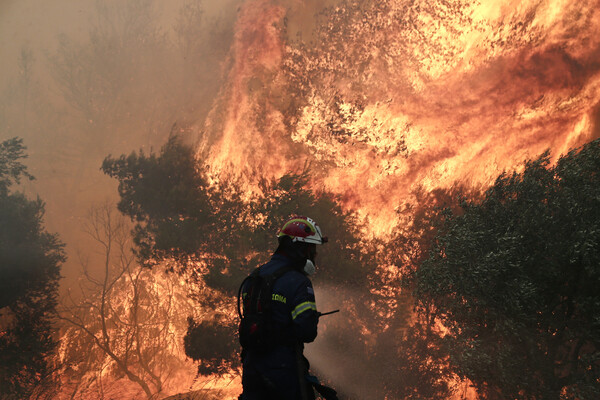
52 1 600 398
199 0 600 236
56 264 241 399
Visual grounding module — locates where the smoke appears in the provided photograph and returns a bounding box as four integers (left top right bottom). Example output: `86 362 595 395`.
307 284 376 400
0 0 241 290
308 281 411 400
3 0 598 296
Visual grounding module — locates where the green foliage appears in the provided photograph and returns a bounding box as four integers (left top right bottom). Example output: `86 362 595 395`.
405 139 600 399
0 138 64 398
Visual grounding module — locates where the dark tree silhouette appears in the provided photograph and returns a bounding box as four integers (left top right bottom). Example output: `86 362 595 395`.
101 135 378 382
0 138 65 399
403 139 600 399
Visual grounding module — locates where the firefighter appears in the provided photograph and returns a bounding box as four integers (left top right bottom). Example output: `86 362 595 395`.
238 216 327 400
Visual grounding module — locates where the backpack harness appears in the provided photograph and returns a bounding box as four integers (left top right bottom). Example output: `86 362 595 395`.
237 265 340 400
237 265 294 351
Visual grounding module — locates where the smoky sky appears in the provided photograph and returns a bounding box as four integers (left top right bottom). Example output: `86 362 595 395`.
0 0 242 290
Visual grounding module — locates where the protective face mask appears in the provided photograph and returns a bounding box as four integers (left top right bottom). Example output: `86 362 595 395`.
304 259 316 276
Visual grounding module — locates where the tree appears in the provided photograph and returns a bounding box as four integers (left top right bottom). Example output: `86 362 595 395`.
101 134 215 268
59 203 200 400
404 139 600 399
101 135 372 291
101 135 379 383
0 137 65 399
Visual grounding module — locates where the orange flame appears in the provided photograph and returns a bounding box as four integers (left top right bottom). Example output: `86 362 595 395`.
200 0 291 187
196 2 600 395
56 265 242 399
199 0 600 237
52 2 600 398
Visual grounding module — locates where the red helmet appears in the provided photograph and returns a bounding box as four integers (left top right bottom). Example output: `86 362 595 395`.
277 216 328 245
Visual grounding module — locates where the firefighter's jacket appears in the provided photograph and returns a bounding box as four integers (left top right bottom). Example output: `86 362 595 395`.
240 253 318 399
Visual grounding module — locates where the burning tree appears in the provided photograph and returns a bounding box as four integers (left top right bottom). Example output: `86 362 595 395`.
0 138 65 399
101 135 379 392
58 203 202 399
402 139 600 399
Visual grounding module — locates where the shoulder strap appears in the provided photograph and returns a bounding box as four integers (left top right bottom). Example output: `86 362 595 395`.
271 265 294 280
237 265 295 319
253 265 294 314
237 268 259 319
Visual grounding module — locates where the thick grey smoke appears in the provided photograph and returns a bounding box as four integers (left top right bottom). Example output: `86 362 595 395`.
0 0 241 290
